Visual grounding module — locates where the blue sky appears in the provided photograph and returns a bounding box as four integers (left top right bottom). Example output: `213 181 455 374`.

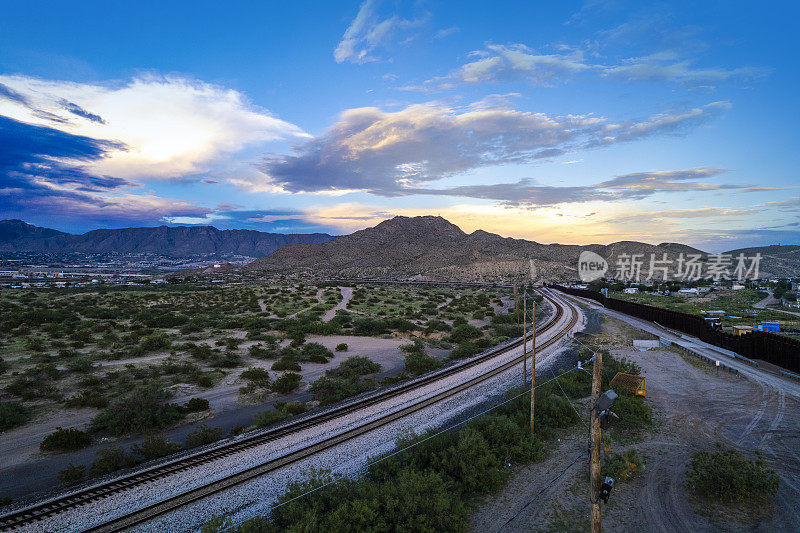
1 0 798 251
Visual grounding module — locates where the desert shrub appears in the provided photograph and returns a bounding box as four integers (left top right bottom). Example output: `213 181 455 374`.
686 444 779 504
326 356 381 379
449 324 481 343
272 372 302 394
240 367 271 386
610 393 653 433
66 356 95 373
298 342 333 363
57 464 86 485
602 448 644 482
248 344 277 359
335 343 348 352
0 401 31 431
275 401 307 415
272 356 302 372
41 427 93 452
404 350 441 375
63 389 107 409
0 357 8 375
185 397 210 412
89 446 138 477
140 332 171 352
353 318 386 336
186 424 223 447
209 351 241 368
91 385 185 436
308 376 374 405
5 374 61 400
254 409 290 428
132 436 182 460
449 341 479 359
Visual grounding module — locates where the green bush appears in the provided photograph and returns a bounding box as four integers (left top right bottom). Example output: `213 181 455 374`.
0 357 8 375
272 372 302 394
686 444 779 504
449 324 482 343
404 350 441 375
610 393 653 433
275 401 307 415
0 401 31 432
308 376 375 405
240 367 271 386
132 436 182 460
186 424 223 447
58 464 86 485
89 446 138 477
64 390 108 408
326 356 381 379
40 427 93 452
91 385 185 436
272 356 302 372
335 343 348 352
298 342 333 363
185 397 210 412
254 409 290 428
140 331 172 352
602 448 644 482
449 341 479 359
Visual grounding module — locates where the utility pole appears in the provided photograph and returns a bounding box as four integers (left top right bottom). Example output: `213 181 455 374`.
530 293 536 433
590 351 603 533
522 290 527 384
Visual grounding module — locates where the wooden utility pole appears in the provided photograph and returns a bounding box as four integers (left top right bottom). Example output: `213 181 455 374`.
590 351 603 533
530 294 536 433
522 290 527 384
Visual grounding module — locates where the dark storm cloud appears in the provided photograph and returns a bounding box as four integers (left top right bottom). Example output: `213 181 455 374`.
60 100 107 124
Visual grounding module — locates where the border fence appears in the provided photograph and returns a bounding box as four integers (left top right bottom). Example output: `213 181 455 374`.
553 285 800 374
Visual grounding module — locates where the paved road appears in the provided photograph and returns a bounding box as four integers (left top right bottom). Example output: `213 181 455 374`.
559 291 800 398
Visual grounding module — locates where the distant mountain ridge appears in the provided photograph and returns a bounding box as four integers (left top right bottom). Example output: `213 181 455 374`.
0 220 334 258
246 216 797 280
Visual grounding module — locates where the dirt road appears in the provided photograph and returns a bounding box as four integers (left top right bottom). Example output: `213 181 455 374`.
473 310 800 532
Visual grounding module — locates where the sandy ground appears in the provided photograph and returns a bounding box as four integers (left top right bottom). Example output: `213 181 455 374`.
322 287 353 322
0 333 413 500
472 312 800 532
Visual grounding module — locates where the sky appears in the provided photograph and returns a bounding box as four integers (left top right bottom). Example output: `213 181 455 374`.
1 0 798 251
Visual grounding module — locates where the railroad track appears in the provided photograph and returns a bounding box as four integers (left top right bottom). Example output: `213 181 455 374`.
1 288 578 532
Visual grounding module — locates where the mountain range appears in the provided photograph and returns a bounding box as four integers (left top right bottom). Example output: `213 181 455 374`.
2 217 796 280
0 220 333 258
246 216 797 281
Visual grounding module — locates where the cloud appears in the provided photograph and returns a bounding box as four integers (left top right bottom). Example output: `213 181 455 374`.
0 74 308 180
602 206 758 224
601 52 770 83
0 115 209 225
409 41 766 91
595 167 739 198
334 0 426 64
60 100 106 124
257 99 729 200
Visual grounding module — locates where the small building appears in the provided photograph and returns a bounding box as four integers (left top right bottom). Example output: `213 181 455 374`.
731 284 745 291
755 322 780 333
679 288 698 295
623 287 639 294
703 310 726 318
732 325 753 336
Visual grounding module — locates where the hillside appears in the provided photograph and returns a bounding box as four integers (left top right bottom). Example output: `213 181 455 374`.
246 216 714 282
723 244 800 278
0 220 334 258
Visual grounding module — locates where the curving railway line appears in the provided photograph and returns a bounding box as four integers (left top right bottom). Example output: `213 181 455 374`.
1 288 579 532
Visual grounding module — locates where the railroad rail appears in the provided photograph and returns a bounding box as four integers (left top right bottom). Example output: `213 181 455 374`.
1 288 578 532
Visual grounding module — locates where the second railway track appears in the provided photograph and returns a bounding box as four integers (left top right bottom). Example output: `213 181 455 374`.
1 288 579 532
